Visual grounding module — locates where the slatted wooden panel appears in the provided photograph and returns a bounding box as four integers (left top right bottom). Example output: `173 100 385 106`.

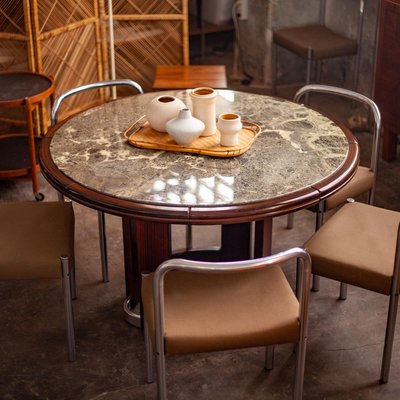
0 1 34 127
101 0 189 92
30 0 104 120
0 0 33 71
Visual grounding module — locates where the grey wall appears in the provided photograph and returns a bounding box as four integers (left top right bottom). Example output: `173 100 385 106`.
237 0 379 96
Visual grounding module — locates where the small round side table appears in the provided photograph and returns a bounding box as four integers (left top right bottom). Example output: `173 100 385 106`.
0 71 55 200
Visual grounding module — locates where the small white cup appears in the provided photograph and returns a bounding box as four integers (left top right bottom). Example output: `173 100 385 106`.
217 113 242 147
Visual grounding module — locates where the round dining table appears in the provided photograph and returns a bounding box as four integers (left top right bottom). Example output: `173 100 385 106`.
40 89 359 326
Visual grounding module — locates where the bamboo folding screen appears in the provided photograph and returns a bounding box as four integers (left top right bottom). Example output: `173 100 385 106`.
0 1 33 71
0 0 189 122
30 0 104 120
0 0 103 124
101 0 189 92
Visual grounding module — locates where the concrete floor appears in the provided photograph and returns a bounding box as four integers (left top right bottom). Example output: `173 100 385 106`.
1 35 400 400
1 164 399 400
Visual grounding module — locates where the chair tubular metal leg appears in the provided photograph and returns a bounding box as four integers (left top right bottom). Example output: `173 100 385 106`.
60 256 76 362
305 48 313 105
57 192 64 202
287 213 294 229
272 42 278 96
98 211 109 283
294 336 307 400
380 292 399 383
316 60 322 83
315 202 324 231
339 282 348 300
156 350 167 400
70 258 77 300
294 255 310 400
311 274 320 292
249 221 255 259
185 224 193 251
264 345 275 370
144 318 154 383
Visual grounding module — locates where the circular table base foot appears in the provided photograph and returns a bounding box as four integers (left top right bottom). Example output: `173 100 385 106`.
123 297 141 328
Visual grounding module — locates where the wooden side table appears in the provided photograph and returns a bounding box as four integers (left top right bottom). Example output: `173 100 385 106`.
153 65 228 89
0 71 55 200
374 0 400 161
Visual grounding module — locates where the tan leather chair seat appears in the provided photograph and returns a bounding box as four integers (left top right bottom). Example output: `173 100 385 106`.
274 25 358 60
305 202 400 295
142 266 300 355
325 166 374 210
0 201 74 280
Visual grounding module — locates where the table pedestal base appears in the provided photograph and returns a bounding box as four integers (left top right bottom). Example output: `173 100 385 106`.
123 297 141 328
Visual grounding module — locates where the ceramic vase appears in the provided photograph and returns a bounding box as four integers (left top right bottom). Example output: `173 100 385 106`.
146 95 186 132
217 113 242 147
166 108 205 146
189 87 218 136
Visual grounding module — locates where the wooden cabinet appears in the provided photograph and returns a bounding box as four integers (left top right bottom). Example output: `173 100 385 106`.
374 0 400 161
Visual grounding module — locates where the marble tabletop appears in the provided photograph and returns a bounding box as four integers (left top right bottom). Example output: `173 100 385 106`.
46 90 356 218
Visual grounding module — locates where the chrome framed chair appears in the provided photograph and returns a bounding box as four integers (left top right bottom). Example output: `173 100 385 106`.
0 201 76 361
142 247 311 400
273 0 365 97
51 79 143 285
305 202 400 383
286 84 381 291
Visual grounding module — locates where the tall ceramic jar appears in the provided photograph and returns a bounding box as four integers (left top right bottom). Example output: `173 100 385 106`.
146 95 186 132
189 87 218 136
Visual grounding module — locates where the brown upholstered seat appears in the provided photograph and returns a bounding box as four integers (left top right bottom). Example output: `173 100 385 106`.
324 166 374 210
143 266 300 355
272 1 365 93
0 201 74 280
306 202 399 295
274 25 357 60
305 202 400 382
0 201 76 361
142 248 311 400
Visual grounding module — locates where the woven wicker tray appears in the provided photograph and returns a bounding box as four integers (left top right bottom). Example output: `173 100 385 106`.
125 120 261 157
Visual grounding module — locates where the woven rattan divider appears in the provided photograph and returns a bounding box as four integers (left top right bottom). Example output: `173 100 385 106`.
0 1 33 72
30 0 104 122
101 0 189 92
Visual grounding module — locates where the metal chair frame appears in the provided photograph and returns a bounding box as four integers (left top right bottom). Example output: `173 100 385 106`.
143 247 312 400
380 223 400 383
308 212 400 384
60 255 76 361
51 80 143 287
286 84 381 291
273 0 365 96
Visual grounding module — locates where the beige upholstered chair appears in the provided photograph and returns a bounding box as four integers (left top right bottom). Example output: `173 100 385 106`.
142 247 311 400
305 202 400 383
51 79 143 284
286 84 381 291
0 201 76 361
273 0 365 95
